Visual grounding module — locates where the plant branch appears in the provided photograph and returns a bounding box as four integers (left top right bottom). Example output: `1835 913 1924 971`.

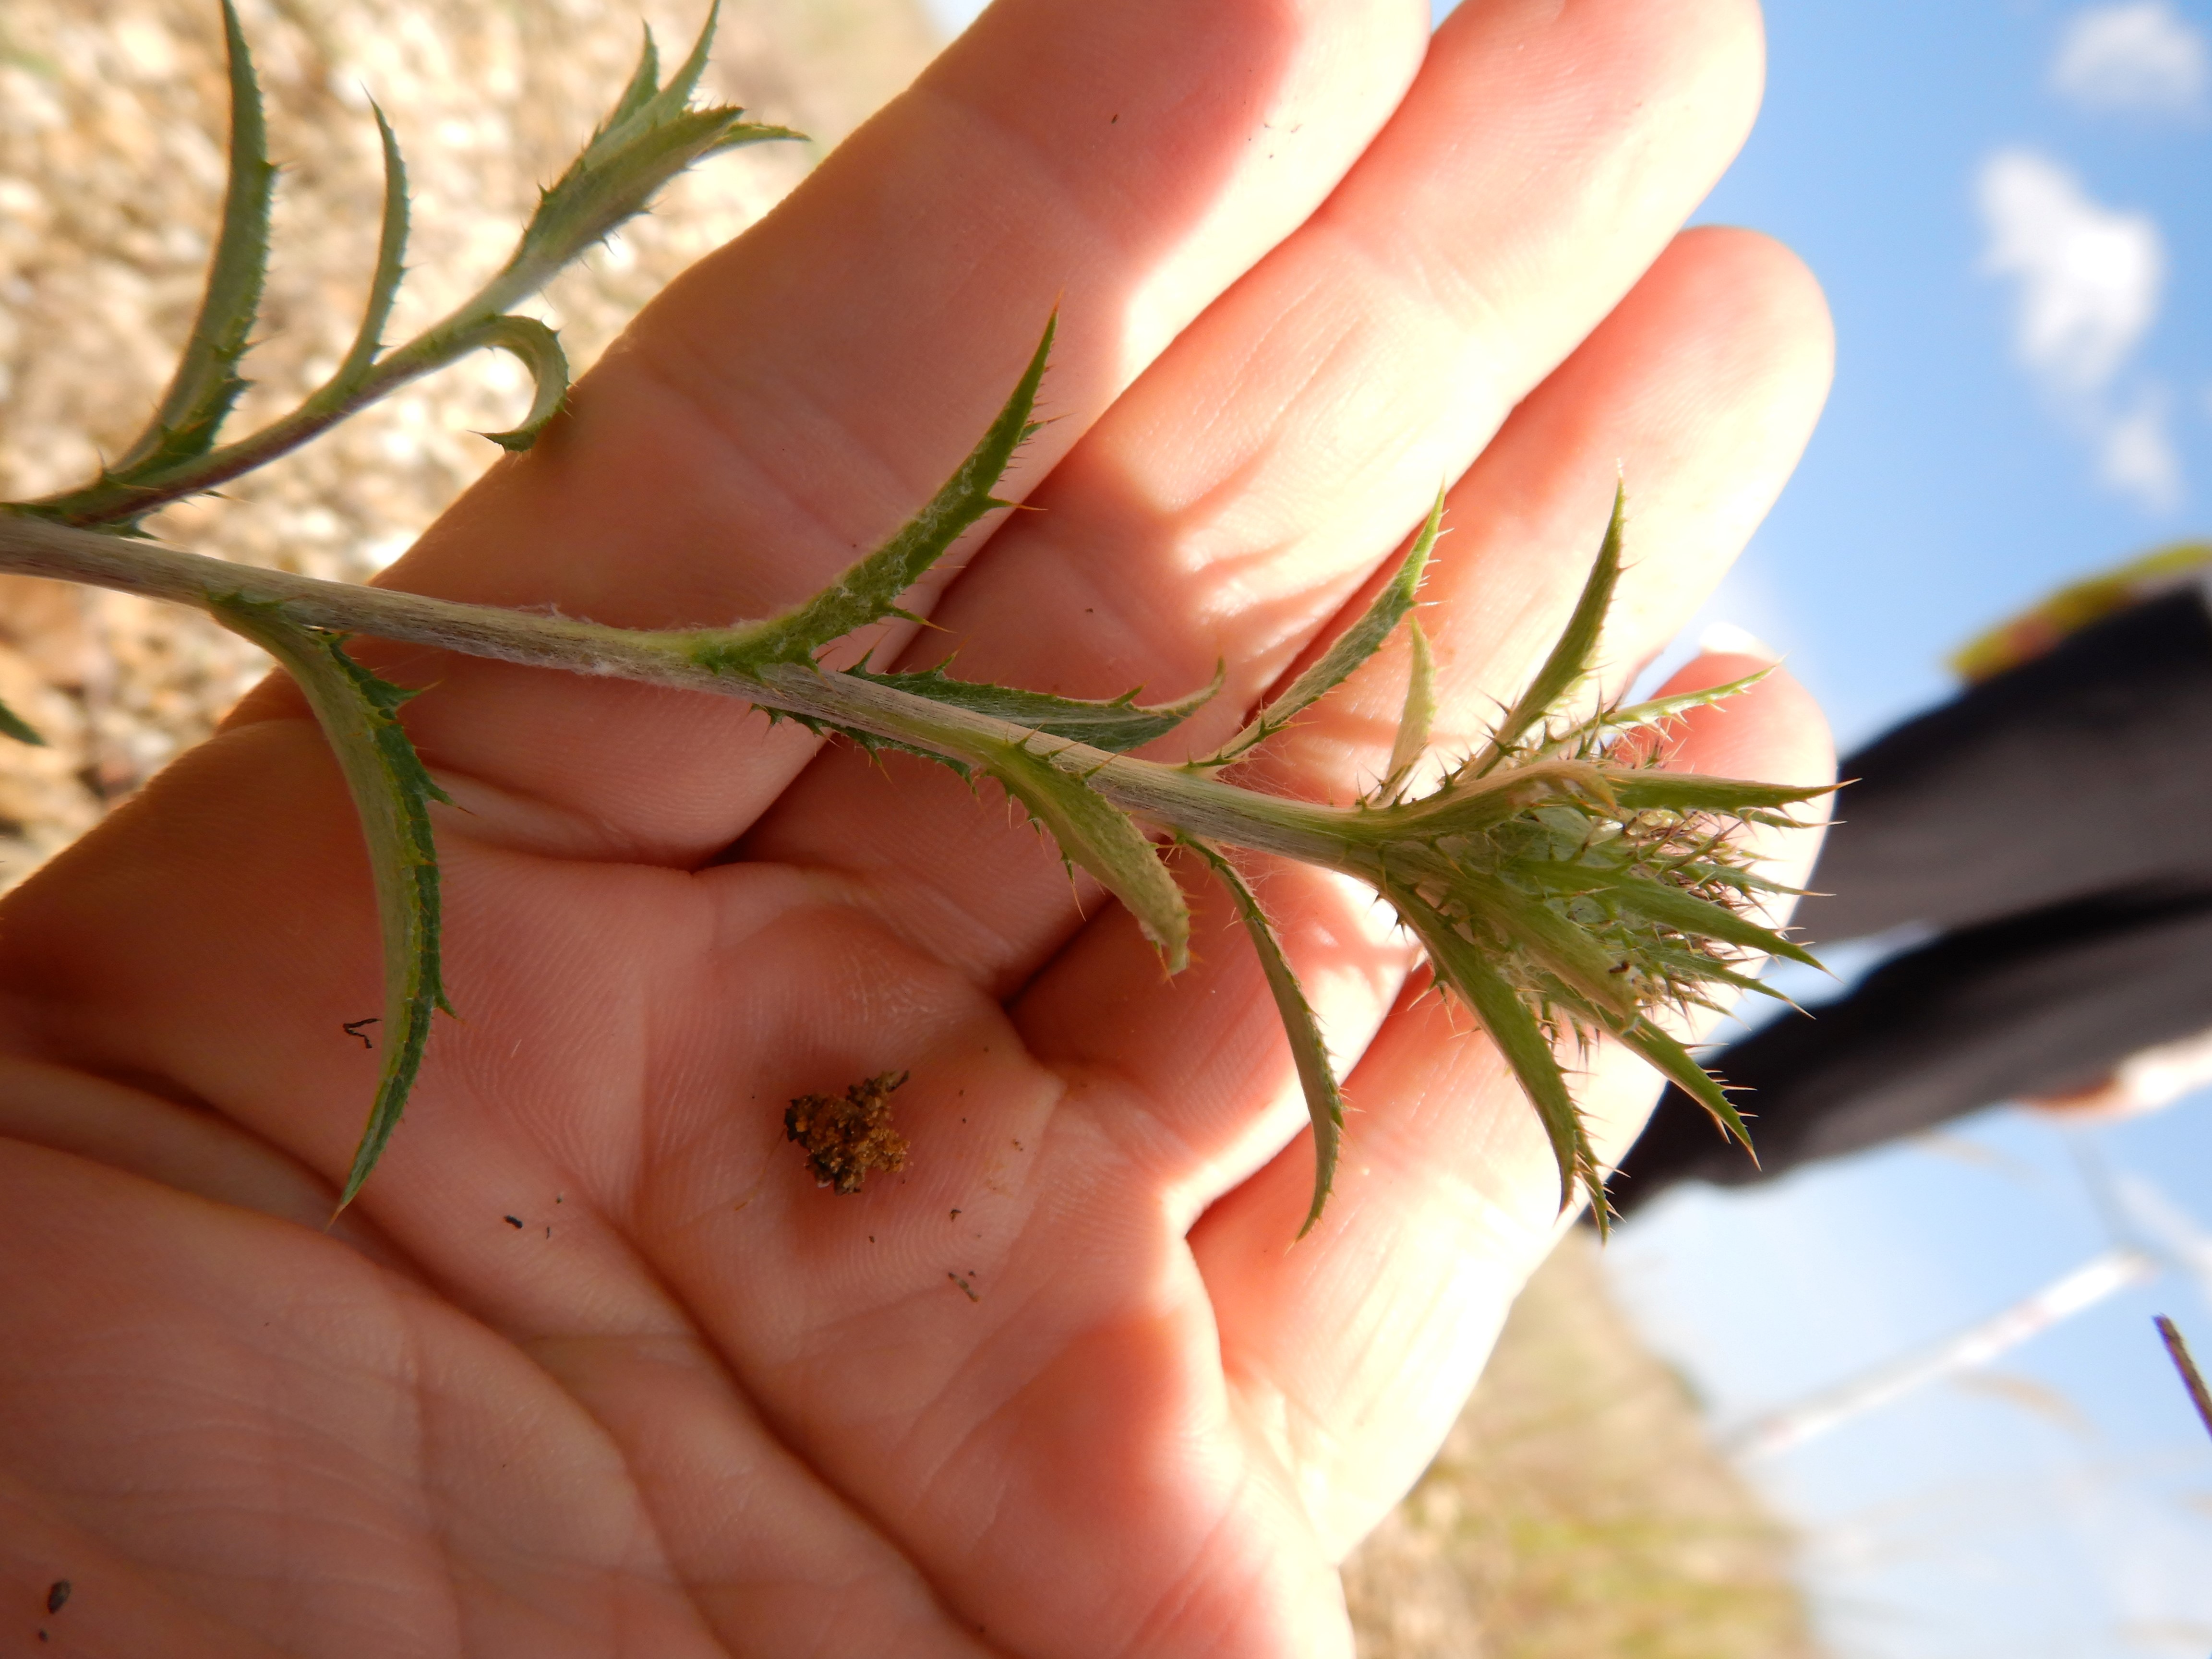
0 510 1362 865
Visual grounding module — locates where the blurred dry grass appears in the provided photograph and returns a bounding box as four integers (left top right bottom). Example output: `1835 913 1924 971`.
0 5 1825 1654
1345 1231 1826 1659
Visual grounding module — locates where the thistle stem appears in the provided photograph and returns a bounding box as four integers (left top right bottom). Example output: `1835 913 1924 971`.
23 329 493 527
0 510 1364 865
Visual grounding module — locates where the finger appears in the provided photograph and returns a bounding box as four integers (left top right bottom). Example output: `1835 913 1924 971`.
229 0 1430 862
1190 660 1834 1554
742 0 1771 986
1005 220 1833 1225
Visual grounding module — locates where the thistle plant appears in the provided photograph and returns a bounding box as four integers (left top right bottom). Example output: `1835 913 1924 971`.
0 1 1825 1235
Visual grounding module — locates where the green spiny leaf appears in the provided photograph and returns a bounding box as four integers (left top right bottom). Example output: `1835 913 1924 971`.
1514 858 1822 970
1612 1019 1753 1154
642 0 719 120
106 0 276 487
1468 886 1642 1023
1563 665 1772 752
457 315 571 450
1397 885 1603 1225
1354 756 1614 844
690 317 1056 676
604 23 662 133
1472 483 1625 775
0 694 44 746
984 735 1189 970
208 595 450 1211
1600 771 1829 817
331 102 411 388
762 706 974 778
1202 488 1443 767
1192 840 1344 1237
495 0 795 302
845 658 1219 752
1380 615 1435 802
1665 857 1803 899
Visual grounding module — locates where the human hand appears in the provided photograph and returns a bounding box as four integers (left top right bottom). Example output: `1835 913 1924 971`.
0 1 1832 1654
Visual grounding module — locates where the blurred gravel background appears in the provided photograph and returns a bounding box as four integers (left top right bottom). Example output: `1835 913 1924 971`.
0 0 925 879
0 4 1826 1652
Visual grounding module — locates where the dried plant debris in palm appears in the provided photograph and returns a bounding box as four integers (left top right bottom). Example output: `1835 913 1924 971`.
786 1072 912 1194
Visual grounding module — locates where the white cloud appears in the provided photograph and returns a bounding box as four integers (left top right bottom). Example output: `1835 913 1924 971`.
1979 148 2164 391
1977 148 2179 509
2097 390 2183 508
2052 2 2210 117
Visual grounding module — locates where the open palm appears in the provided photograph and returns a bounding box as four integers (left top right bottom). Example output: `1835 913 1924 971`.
0 1 1833 1653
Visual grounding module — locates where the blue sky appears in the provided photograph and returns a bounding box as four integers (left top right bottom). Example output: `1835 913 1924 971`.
1611 3 2212 1654
916 0 2212 1653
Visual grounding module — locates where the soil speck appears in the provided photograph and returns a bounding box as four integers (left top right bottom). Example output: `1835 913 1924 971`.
786 1071 910 1194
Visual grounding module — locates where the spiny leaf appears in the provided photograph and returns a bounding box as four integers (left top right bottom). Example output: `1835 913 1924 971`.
1352 756 1614 844
690 317 1056 676
0 694 45 746
1468 887 1642 1023
983 735 1189 970
1191 841 1345 1237
1380 615 1435 801
618 0 713 130
761 706 974 778
456 315 571 450
1666 858 1803 899
208 595 451 1211
1564 666 1772 752
845 659 1219 752
1202 489 1443 767
1397 885 1603 1225
1611 1019 1754 1154
331 102 411 388
1600 772 1830 817
1514 858 1823 970
604 23 663 133
107 0 276 485
497 0 795 300
1472 483 1625 775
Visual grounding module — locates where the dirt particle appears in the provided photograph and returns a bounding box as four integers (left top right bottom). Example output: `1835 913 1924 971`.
45 1582 68 1615
342 1016 378 1049
950 1208 961 1220
503 1215 522 1229
785 1071 910 1195
948 1271 979 1302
